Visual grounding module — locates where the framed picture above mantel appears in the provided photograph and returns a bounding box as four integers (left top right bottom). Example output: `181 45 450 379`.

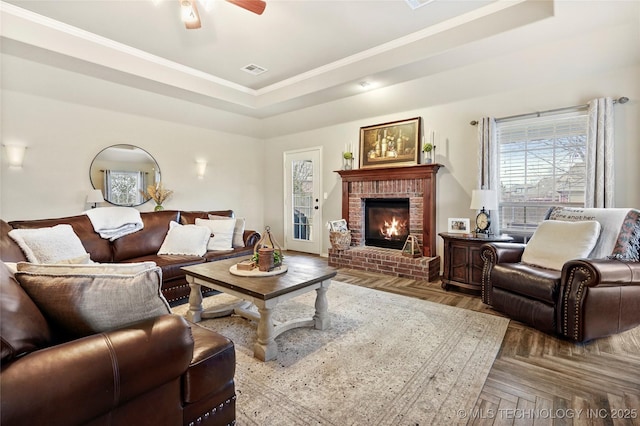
359 117 421 169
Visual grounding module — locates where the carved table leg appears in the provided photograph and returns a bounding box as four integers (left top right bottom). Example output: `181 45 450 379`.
313 280 331 330
185 276 203 323
254 305 278 362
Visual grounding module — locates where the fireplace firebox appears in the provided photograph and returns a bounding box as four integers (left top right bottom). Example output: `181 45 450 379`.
364 198 410 250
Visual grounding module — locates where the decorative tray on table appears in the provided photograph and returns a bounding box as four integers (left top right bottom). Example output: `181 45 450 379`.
229 264 288 277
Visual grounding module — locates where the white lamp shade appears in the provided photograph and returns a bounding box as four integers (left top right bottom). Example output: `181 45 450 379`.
470 189 498 210
86 189 105 204
4 144 26 168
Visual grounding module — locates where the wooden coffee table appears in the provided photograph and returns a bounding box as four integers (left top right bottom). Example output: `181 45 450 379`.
181 254 337 361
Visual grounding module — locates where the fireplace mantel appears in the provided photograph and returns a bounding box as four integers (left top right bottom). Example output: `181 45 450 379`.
336 164 442 256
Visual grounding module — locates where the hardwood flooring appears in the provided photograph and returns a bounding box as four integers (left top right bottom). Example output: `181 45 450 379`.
290 252 640 426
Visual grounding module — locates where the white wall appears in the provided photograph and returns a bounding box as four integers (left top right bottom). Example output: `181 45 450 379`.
1 2 638 268
263 64 640 259
0 89 265 231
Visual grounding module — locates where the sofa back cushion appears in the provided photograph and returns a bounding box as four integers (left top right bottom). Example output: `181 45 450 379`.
179 210 233 225
522 220 602 270
546 207 640 261
0 262 51 361
1 220 27 262
112 210 179 262
9 215 113 263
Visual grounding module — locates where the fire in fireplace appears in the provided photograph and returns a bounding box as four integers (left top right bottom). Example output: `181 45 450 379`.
364 198 410 250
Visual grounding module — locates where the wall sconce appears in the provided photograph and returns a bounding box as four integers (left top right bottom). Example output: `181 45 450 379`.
196 159 207 179
86 189 105 208
3 144 27 169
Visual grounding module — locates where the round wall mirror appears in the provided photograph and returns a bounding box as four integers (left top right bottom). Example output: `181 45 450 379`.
90 144 160 207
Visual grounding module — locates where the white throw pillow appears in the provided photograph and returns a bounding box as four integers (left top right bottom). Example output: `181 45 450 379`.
521 220 602 271
157 221 210 256
208 214 246 248
8 224 90 264
196 218 236 251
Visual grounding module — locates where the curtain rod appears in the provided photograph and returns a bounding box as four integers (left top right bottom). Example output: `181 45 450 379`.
469 96 629 126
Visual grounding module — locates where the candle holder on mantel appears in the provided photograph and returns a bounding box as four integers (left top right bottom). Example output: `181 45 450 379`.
253 226 283 271
402 235 422 258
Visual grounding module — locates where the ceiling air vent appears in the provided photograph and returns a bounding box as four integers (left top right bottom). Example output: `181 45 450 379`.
404 0 436 10
241 64 268 76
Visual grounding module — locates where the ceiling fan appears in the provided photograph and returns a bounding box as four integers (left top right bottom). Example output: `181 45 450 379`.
180 0 266 29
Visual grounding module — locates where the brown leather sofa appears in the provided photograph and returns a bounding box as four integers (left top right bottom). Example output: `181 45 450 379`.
1 209 260 305
481 207 640 342
0 262 236 426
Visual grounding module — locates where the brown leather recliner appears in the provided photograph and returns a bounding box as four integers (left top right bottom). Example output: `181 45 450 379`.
481 207 640 342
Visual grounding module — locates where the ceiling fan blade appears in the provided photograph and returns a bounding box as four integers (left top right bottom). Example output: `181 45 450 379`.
226 0 266 15
179 0 201 29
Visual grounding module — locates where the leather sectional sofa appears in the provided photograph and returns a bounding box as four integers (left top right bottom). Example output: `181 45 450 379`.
0 209 260 304
0 261 237 426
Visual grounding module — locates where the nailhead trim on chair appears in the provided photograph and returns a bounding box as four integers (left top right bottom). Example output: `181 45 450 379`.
187 394 236 426
480 248 495 305
562 267 591 341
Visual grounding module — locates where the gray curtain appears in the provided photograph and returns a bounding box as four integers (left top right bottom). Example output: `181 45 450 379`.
585 97 615 207
477 117 500 233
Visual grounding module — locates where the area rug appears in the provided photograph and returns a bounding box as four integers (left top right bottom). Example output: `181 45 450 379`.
172 281 509 425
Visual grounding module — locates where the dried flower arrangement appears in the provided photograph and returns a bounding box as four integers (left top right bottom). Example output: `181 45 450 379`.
141 182 173 211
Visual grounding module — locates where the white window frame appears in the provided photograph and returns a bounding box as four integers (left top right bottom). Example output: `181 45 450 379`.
496 111 588 239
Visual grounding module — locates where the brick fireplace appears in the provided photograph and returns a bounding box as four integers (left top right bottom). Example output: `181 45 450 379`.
329 164 441 281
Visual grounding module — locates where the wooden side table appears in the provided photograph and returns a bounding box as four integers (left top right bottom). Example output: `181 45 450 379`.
439 232 514 292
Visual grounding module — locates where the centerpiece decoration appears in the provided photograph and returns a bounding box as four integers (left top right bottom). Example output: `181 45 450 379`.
252 226 284 271
142 182 173 211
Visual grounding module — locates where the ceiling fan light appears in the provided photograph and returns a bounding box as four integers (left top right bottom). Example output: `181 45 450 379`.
180 0 201 28
180 2 195 22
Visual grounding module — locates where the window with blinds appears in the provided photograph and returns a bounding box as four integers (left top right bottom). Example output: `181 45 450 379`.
497 111 588 237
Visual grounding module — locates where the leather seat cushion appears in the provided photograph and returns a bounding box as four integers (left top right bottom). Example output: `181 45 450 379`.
491 263 561 304
492 288 556 334
121 255 205 281
183 323 236 404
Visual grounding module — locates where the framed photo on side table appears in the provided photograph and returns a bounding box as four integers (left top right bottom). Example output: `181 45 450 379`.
359 117 421 169
447 218 470 234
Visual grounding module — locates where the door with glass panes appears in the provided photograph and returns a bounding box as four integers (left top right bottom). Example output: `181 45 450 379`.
283 148 322 254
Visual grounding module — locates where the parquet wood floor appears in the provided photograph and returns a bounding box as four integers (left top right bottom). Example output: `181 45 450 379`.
291 252 640 426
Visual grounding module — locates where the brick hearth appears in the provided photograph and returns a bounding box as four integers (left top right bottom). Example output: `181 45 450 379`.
328 246 440 282
331 164 441 282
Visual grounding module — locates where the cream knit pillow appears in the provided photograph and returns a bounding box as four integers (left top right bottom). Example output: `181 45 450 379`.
521 220 602 271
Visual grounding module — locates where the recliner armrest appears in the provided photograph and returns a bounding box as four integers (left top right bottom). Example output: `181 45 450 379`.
562 258 640 287
483 242 526 264
560 259 640 342
1 314 194 426
480 242 526 305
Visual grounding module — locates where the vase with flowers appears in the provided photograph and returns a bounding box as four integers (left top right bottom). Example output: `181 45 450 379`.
141 182 173 211
342 151 354 170
422 142 434 164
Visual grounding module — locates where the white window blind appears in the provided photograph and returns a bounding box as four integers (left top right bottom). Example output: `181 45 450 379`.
497 111 588 236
